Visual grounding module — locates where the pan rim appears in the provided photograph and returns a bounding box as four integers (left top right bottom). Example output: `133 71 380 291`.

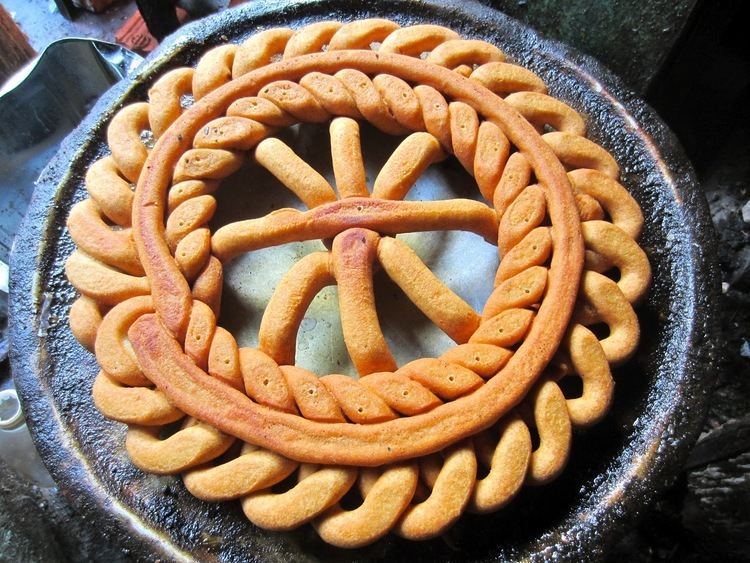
9 1 720 560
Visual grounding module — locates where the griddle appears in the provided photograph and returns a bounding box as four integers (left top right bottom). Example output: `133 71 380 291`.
9 0 720 561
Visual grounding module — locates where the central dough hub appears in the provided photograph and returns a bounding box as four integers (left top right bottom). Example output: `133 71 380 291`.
211 196 498 262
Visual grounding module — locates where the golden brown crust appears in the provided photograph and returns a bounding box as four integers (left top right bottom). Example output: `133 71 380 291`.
377 237 480 343
183 443 298 502
371 132 444 200
107 103 149 183
68 296 102 353
85 156 134 227
128 312 565 467
332 228 397 375
329 117 368 198
65 20 651 547
211 197 499 262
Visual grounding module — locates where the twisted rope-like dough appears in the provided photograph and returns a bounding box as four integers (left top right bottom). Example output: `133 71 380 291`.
66 19 651 547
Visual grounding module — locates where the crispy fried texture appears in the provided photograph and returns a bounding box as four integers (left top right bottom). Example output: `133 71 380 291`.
65 19 650 548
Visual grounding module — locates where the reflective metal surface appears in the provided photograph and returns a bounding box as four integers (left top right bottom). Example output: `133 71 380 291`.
0 39 141 487
0 38 142 263
0 38 142 362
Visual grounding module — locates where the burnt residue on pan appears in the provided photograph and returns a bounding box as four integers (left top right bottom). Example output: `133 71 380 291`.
9 0 719 561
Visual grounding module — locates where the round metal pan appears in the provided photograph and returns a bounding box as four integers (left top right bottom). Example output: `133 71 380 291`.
9 0 719 561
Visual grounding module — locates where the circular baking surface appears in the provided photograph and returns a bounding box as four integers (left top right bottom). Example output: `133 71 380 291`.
9 0 719 561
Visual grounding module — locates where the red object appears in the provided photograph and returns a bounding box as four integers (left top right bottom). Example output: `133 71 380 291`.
116 2 250 54
115 6 189 54
0 4 36 83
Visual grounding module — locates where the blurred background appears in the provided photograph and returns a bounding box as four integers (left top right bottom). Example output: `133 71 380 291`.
0 0 747 560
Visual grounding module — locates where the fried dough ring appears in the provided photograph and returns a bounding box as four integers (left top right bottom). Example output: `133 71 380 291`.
66 19 650 547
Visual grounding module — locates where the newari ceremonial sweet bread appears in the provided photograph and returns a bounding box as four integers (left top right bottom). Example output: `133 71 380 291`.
64 18 652 548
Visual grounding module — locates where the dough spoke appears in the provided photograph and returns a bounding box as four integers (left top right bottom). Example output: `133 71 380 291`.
213 197 498 261
372 132 445 200
332 228 397 375
330 117 369 198
258 252 335 365
254 137 338 208
377 237 480 343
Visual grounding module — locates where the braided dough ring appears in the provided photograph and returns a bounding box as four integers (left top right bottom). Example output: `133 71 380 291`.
65 19 651 548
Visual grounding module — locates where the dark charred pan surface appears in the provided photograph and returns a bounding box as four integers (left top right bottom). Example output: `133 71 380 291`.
9 0 719 561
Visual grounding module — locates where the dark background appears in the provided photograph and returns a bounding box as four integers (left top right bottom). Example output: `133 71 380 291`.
502 5 750 559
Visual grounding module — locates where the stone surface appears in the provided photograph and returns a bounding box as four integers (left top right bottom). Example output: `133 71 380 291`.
0 459 63 563
685 451 750 561
0 455 129 563
607 3 750 559
484 0 698 92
